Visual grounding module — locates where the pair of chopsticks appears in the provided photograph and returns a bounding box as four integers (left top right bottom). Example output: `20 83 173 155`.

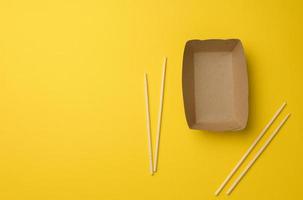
144 57 167 175
215 102 291 195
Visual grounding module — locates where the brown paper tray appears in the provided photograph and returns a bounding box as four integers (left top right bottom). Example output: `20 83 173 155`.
182 39 249 131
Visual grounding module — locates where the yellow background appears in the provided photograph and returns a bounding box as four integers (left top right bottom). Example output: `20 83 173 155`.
0 0 302 199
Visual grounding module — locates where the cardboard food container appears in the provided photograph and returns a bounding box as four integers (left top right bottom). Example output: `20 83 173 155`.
182 39 248 132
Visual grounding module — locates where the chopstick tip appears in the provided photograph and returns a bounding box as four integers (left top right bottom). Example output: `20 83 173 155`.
163 57 167 64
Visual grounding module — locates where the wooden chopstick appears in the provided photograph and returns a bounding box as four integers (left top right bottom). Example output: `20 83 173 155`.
144 73 154 175
153 57 167 173
215 102 287 196
226 113 291 195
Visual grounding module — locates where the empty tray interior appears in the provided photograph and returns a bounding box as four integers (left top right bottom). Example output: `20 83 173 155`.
182 39 248 131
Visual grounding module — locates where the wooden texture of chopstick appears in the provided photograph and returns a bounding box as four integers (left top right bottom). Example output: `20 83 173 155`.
153 57 167 172
144 73 154 175
214 102 286 196
226 113 291 195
